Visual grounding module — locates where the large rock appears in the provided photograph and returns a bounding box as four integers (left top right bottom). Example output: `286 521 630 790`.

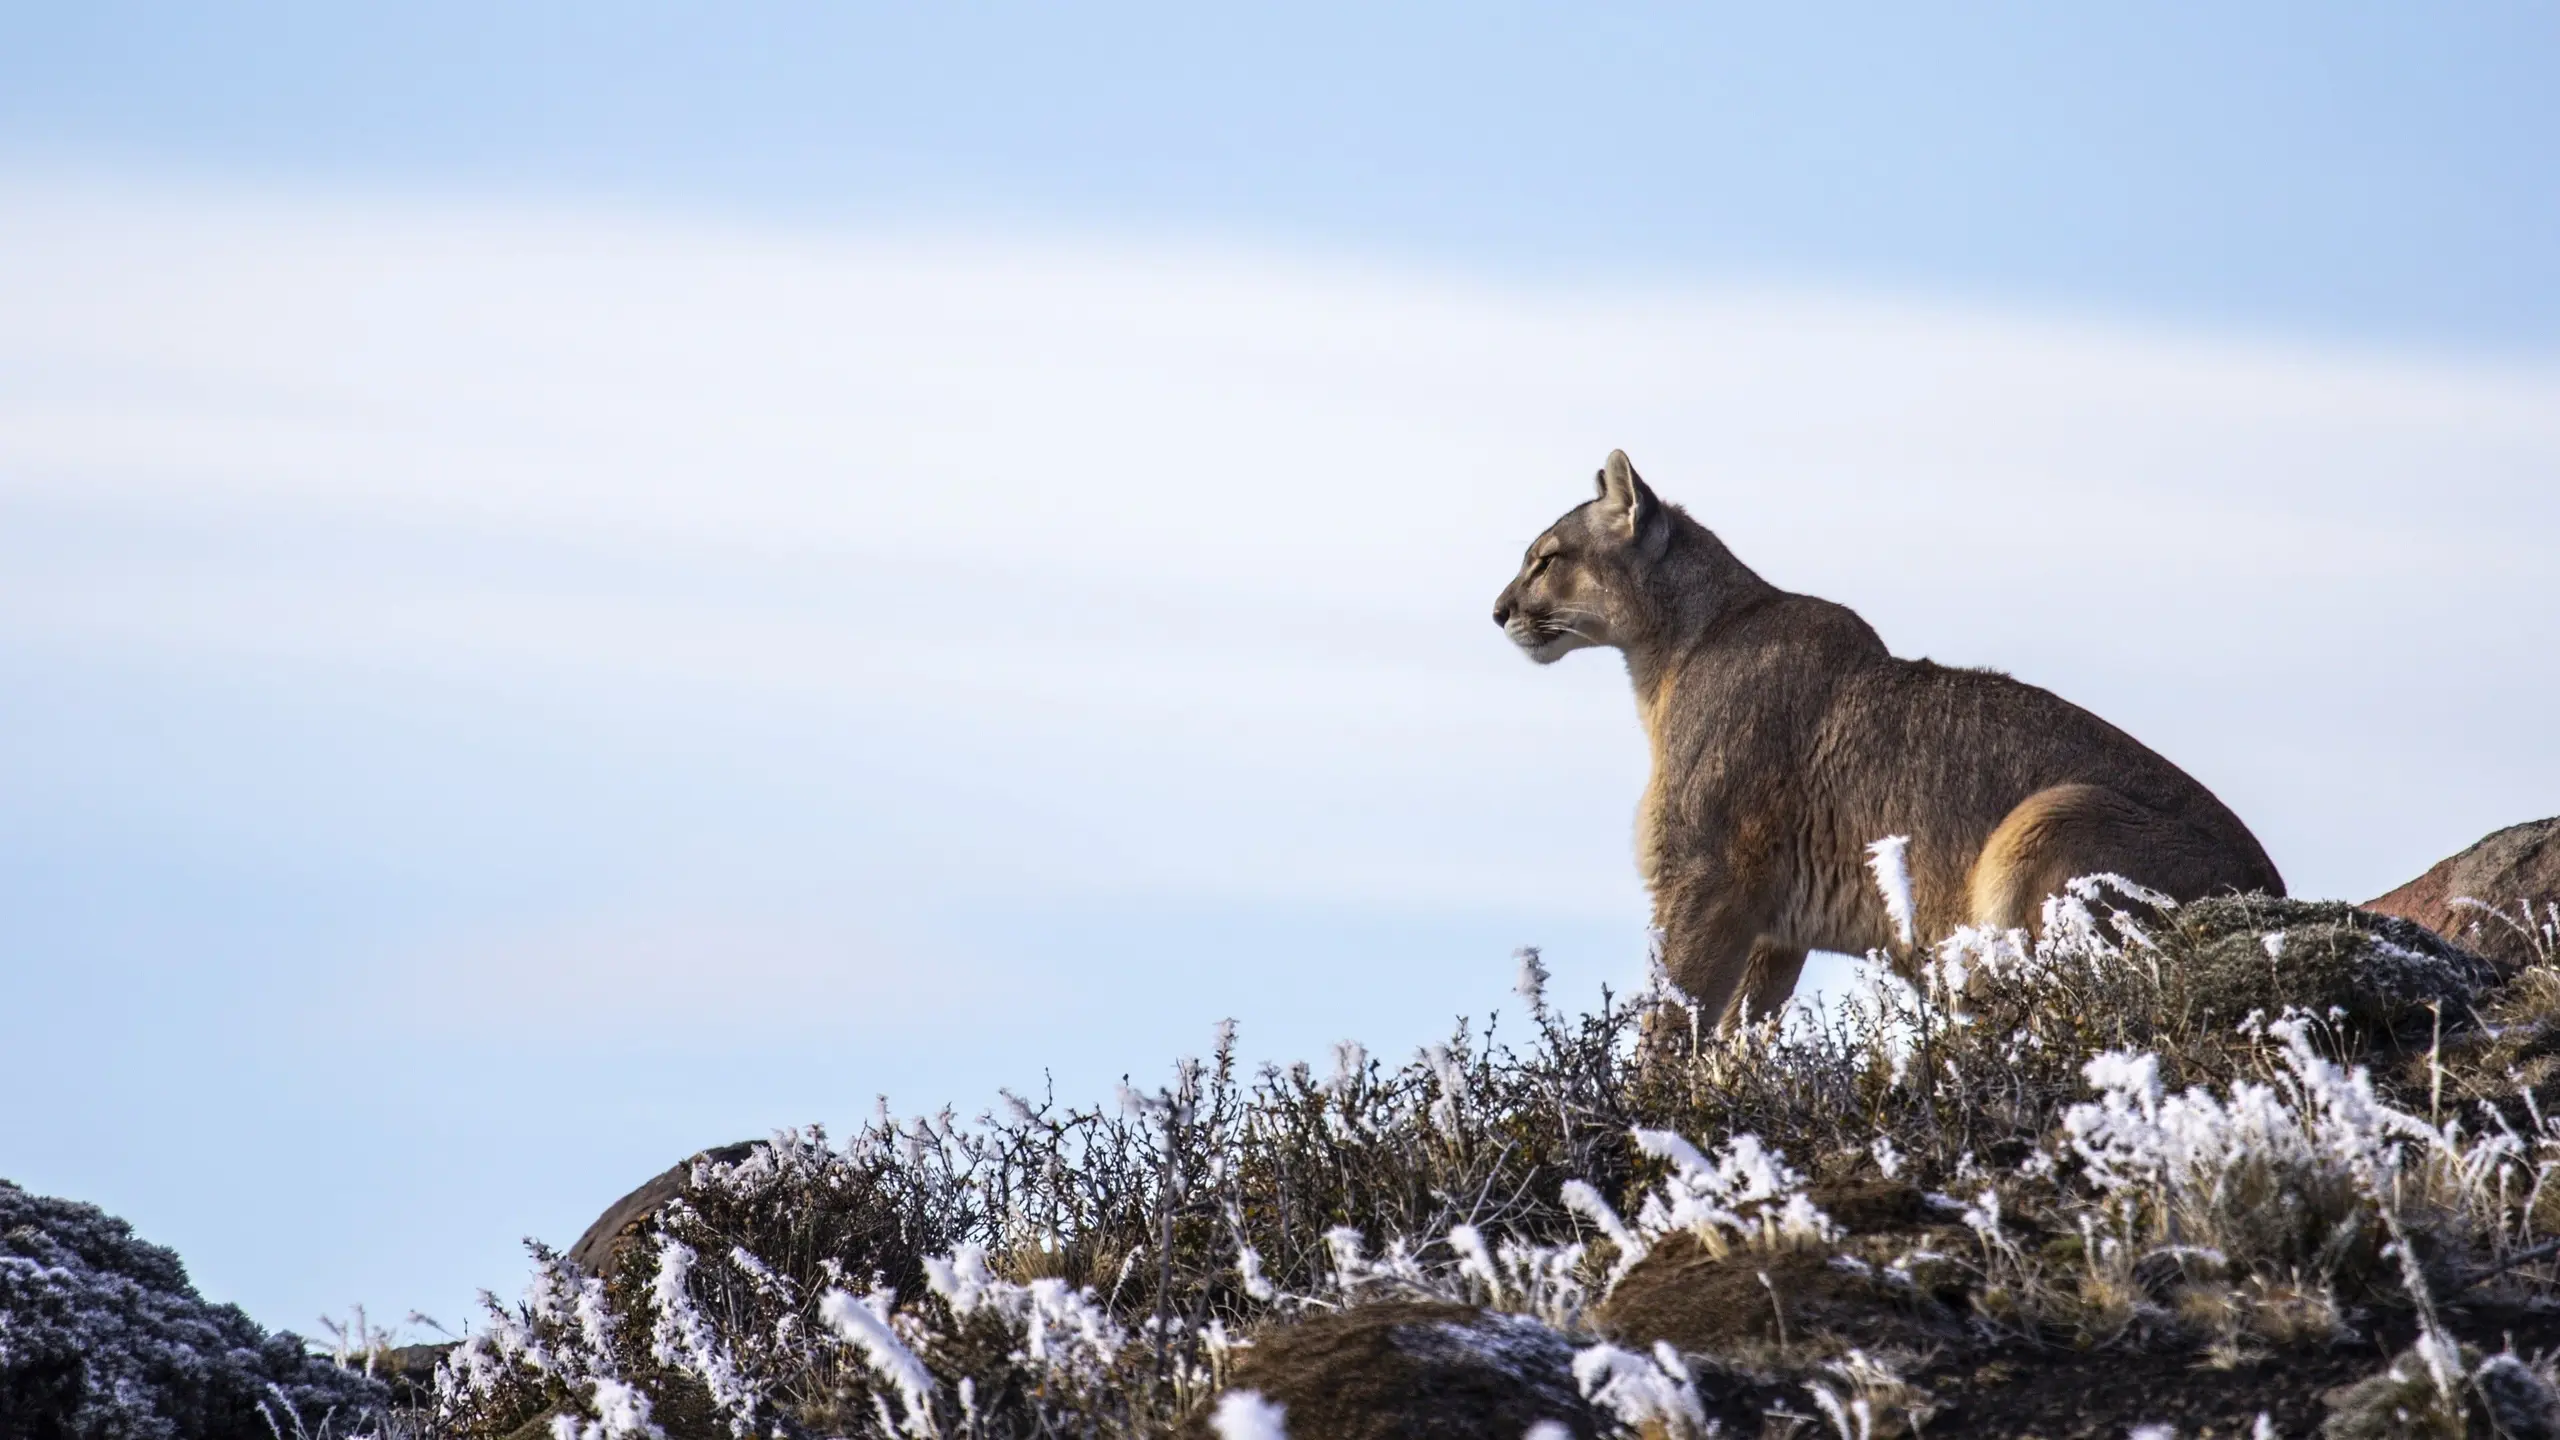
371 1341 458 1408
567 1134 932 1309
2365 817 2560 968
566 1139 760 1277
0 1179 387 1440
1196 1301 1603 1440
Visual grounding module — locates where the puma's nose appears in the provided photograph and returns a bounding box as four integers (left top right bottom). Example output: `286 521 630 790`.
1492 598 1514 626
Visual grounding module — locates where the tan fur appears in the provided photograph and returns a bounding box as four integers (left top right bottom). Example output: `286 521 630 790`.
1494 451 2285 1022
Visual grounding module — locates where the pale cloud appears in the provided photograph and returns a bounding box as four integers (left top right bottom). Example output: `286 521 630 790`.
3 171 2556 930
372 907 1000 1039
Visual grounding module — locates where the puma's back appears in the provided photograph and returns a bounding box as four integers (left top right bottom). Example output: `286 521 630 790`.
1493 450 2283 1019
1810 654 2283 944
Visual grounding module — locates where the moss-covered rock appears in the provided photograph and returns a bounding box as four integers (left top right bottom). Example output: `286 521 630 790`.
1196 1301 1602 1440
2164 895 2500 1034
1597 1236 1961 1365
2321 1341 2560 1440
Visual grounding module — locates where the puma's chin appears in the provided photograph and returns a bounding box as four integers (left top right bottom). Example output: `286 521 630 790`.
1518 629 1594 665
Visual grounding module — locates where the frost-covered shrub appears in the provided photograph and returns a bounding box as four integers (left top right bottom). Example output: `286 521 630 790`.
2062 1027 2387 1280
0 1179 387 1440
2430 964 2560 1113
437 1127 960 1439
430 1243 619 1439
621 1127 954 1435
445 1187 1614 1437
1955 1002 2560 1352
416 872 2560 1437
428 992 1684 1437
1621 1130 1835 1261
1802 1349 1936 1440
1572 1340 1710 1439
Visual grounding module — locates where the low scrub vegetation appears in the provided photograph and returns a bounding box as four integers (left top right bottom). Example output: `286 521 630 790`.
0 1180 390 1440
369 880 2560 1438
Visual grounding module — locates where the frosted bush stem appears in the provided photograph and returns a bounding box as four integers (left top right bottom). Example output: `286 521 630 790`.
1209 1389 1290 1440
819 1288 936 1437
1865 836 1916 950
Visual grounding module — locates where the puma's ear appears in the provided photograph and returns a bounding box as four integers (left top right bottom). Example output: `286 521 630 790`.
1596 449 1664 548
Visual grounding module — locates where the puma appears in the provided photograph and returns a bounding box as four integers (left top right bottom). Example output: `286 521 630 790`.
1493 451 2285 1021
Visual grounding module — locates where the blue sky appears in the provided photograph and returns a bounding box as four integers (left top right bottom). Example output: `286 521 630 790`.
2 4 2556 1343
7 4 2557 351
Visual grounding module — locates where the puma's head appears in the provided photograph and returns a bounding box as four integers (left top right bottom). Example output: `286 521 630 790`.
1492 449 1673 664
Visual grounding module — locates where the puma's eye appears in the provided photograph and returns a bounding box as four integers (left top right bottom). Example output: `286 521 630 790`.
1527 554 1553 579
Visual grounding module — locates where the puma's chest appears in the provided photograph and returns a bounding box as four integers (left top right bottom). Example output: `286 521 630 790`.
1633 678 1683 890
1635 772 1670 889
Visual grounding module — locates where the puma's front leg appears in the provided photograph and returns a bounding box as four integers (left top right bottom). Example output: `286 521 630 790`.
1736 943 1809 1023
1652 872 1772 1026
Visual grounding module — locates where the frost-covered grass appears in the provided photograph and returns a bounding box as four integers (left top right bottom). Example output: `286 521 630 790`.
412 878 2560 1439
2457 896 2560 970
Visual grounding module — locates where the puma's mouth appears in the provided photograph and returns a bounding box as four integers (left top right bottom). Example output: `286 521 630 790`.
1507 614 1589 664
